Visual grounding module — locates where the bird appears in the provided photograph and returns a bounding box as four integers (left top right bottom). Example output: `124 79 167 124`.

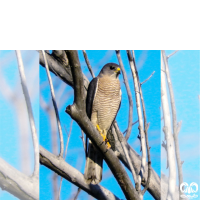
84 63 121 184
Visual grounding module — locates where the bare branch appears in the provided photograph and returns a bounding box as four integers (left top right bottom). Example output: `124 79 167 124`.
123 120 139 134
57 120 73 200
82 50 95 78
167 50 179 59
41 50 64 158
80 130 86 155
74 188 81 200
38 50 89 90
0 157 39 200
116 50 133 141
127 50 146 196
114 121 139 190
162 50 183 199
15 50 39 178
161 51 176 200
52 50 69 66
65 50 139 200
140 71 155 86
113 124 161 200
64 120 73 159
130 50 151 195
40 146 120 200
162 141 167 151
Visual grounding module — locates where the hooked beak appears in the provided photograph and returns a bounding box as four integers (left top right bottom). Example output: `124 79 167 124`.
115 67 121 75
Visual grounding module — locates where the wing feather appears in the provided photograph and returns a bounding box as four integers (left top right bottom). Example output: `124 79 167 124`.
86 77 98 119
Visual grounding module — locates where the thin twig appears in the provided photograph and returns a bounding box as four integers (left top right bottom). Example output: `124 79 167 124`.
15 50 39 178
57 120 73 200
116 50 133 141
42 50 64 158
74 188 82 200
82 50 95 78
64 120 73 159
80 130 86 155
167 50 179 59
123 120 139 134
140 71 155 86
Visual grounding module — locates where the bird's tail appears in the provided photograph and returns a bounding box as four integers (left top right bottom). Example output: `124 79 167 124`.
84 141 103 184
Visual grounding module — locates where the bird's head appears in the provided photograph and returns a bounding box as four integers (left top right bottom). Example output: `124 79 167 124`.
99 63 121 78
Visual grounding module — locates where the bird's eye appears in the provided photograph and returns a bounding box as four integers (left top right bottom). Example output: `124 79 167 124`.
110 66 115 70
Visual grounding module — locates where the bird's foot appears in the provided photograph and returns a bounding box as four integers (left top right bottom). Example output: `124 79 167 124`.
96 125 111 148
104 136 111 149
106 142 111 149
96 125 106 141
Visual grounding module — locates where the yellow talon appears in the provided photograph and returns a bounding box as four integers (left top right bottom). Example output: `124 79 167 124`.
101 133 106 141
96 124 102 132
107 142 111 149
96 125 106 141
96 125 111 147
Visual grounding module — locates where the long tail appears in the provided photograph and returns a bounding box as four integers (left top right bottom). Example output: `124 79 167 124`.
84 140 103 184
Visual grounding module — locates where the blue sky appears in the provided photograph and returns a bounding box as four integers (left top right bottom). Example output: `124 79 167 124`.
0 50 39 200
40 50 161 200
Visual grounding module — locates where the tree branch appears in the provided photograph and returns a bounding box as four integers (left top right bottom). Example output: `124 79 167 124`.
123 120 139 134
127 50 146 196
161 51 176 200
0 157 39 200
42 50 64 158
113 121 139 190
82 50 95 78
131 50 151 195
40 146 120 200
113 124 160 200
167 50 179 59
15 50 39 178
116 50 133 141
38 50 89 90
65 50 139 200
162 50 183 199
140 71 155 86
57 120 73 200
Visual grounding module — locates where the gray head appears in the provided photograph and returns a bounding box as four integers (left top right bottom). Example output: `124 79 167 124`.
98 63 121 78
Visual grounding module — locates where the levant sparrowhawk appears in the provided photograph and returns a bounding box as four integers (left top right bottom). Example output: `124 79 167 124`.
84 63 121 184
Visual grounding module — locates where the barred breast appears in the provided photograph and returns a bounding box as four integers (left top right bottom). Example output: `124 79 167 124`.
92 75 121 132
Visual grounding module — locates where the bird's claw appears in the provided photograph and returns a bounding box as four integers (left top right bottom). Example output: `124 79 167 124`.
96 124 111 149
106 142 111 149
